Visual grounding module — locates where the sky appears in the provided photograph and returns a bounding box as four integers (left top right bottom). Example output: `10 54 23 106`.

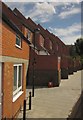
2 0 82 45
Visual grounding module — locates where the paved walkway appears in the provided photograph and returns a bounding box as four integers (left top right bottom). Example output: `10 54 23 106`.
18 70 82 118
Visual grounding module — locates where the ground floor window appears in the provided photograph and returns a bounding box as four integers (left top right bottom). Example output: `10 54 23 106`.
13 64 22 96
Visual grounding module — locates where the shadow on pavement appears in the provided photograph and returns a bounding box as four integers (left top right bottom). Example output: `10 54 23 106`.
67 91 83 120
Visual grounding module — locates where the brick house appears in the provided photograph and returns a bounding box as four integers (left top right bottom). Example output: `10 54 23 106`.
40 27 69 79
0 2 31 118
13 8 61 87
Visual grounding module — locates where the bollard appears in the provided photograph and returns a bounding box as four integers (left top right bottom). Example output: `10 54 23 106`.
23 99 26 120
29 91 31 110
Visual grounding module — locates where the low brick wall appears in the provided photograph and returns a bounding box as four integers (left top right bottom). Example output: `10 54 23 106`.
27 69 60 87
27 53 61 87
61 68 68 79
61 56 68 79
68 67 74 75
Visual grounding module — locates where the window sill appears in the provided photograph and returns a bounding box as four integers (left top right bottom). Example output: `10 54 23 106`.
13 91 23 102
15 44 22 49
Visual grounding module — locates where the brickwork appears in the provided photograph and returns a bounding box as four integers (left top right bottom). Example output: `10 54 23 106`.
28 69 59 86
2 62 26 118
27 50 61 86
2 21 29 60
2 62 13 118
2 3 30 118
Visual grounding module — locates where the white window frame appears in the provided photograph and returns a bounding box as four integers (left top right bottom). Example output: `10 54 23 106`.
27 31 31 41
15 35 22 48
13 64 22 96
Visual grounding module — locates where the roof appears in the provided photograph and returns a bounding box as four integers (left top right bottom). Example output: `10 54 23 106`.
13 8 49 53
13 8 37 33
2 2 31 45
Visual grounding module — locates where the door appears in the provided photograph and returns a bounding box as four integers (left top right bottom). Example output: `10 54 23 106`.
0 62 2 119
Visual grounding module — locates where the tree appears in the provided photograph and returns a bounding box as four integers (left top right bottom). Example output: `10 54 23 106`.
69 45 77 58
75 38 83 56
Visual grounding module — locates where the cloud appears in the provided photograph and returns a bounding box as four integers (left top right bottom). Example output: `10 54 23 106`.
2 0 82 2
58 7 81 19
4 2 80 23
26 2 56 23
4 2 28 15
49 23 81 45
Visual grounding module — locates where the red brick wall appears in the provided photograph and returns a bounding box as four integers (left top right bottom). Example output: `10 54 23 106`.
2 62 26 118
2 21 29 60
2 62 13 118
29 49 58 70
61 56 68 68
0 21 2 55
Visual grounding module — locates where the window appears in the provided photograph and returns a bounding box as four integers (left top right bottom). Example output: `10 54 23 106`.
13 64 22 96
27 31 31 40
16 35 21 48
50 41 52 50
56 44 58 51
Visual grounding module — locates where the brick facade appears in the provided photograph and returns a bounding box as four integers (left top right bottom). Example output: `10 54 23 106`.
1 2 30 118
2 62 26 118
2 21 29 59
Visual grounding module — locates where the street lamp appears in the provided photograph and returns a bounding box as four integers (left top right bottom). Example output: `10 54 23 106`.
32 28 40 97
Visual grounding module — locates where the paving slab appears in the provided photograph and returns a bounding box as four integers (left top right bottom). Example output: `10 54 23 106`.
18 70 82 118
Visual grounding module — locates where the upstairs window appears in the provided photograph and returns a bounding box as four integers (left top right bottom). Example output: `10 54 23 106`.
56 44 59 51
16 35 21 48
39 36 44 47
49 40 52 50
27 31 31 41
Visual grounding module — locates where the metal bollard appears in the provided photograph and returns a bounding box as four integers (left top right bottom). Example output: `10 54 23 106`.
29 91 31 110
23 99 26 120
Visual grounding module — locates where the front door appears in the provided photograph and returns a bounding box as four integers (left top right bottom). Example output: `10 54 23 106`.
0 62 2 119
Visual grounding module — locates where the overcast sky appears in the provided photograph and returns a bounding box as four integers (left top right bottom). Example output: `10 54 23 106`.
2 0 82 45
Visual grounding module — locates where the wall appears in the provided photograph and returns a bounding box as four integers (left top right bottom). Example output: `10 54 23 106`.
2 21 29 60
0 62 2 120
2 62 26 118
27 49 60 86
2 17 29 118
0 22 2 56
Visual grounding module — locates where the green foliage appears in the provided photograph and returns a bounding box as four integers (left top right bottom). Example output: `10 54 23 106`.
75 38 83 55
69 45 77 58
74 38 83 65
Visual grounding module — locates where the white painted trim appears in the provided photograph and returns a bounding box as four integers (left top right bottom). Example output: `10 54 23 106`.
13 86 22 96
15 44 22 49
0 62 2 120
14 64 22 66
13 91 23 102
13 64 23 96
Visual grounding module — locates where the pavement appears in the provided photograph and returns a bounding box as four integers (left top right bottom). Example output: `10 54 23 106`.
18 70 82 118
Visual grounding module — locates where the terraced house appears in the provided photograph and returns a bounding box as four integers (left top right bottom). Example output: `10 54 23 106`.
0 1 82 119
0 2 31 118
13 8 62 87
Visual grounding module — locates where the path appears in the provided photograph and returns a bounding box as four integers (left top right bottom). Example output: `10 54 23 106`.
18 70 82 118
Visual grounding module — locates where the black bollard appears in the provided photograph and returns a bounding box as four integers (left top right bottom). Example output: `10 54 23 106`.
29 92 31 110
23 99 26 120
